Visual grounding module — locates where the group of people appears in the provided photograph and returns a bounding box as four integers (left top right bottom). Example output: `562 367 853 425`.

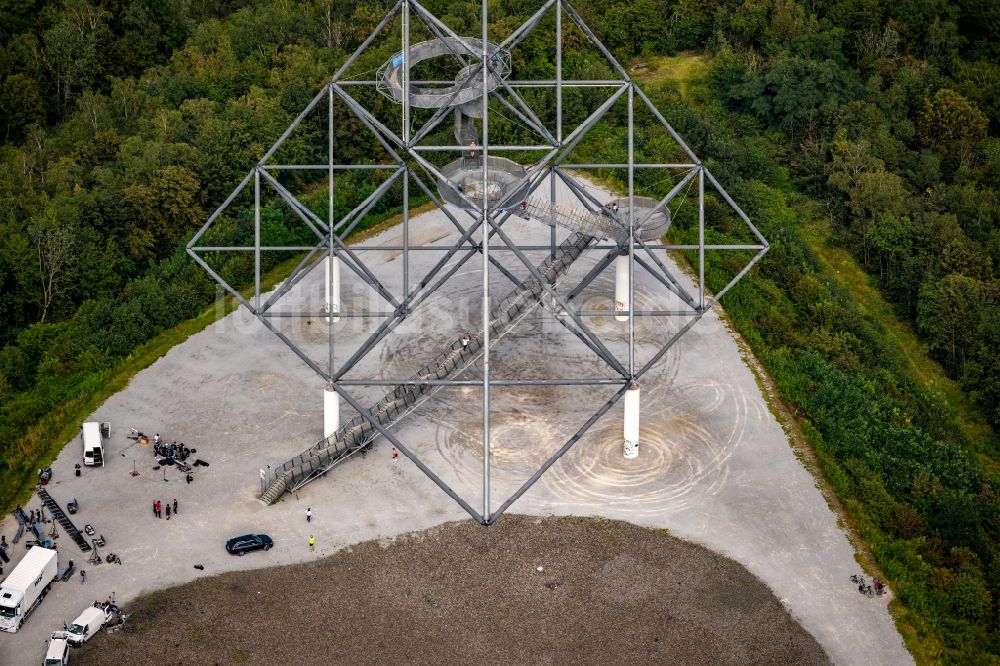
152 434 191 462
152 499 178 520
26 508 47 525
93 597 120 613
92 597 127 628
852 572 887 597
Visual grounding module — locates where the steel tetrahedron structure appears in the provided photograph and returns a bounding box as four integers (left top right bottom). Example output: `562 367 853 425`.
188 0 768 525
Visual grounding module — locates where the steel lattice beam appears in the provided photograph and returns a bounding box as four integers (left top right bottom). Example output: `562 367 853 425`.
188 0 768 525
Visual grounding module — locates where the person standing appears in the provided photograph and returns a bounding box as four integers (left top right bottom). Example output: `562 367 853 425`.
305 508 312 523
172 499 178 515
165 504 171 520
80 570 86 584
392 447 398 461
308 535 315 552
152 500 157 518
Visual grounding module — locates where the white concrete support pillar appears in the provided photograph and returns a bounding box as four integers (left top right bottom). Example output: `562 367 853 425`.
324 255 340 323
623 385 640 459
323 386 339 438
615 252 629 322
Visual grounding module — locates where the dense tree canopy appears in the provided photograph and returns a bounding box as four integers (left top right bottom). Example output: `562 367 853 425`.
0 0 998 662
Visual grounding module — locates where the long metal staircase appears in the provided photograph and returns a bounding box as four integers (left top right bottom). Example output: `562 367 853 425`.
455 109 479 147
259 231 594 504
523 195 670 242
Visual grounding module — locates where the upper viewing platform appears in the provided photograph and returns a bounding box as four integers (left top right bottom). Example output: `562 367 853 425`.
376 38 512 113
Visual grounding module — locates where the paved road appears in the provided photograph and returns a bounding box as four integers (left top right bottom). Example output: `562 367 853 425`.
0 175 910 665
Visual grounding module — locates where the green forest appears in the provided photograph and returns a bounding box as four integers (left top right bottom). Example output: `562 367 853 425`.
0 0 998 661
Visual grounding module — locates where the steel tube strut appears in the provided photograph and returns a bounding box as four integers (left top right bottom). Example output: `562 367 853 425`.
481 0 491 519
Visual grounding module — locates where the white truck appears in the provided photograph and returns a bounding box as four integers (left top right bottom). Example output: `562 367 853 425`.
80 421 110 467
0 546 58 632
65 605 112 646
44 632 69 665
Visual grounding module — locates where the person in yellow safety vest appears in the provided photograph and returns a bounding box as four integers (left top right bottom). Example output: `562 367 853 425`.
309 535 315 551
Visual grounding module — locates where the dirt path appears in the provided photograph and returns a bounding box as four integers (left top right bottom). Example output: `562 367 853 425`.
75 515 827 665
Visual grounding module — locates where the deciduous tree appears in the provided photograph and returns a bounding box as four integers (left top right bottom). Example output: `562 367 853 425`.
919 88 989 168
29 210 76 323
917 273 984 376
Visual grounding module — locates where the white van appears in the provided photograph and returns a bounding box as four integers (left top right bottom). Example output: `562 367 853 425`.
80 422 109 467
44 633 69 665
65 605 111 646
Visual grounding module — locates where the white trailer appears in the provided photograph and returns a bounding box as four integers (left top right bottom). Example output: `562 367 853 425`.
0 546 58 632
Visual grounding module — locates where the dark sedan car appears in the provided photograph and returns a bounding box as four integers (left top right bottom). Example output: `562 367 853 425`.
225 533 273 556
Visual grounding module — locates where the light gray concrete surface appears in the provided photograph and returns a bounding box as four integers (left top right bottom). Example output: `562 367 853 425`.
0 175 911 665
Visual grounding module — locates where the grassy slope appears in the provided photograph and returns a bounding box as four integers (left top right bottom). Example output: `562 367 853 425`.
631 52 710 103
803 218 996 460
628 53 998 664
633 52 994 460
2 202 435 516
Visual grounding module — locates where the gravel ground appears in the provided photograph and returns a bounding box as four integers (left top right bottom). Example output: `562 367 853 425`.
74 515 827 665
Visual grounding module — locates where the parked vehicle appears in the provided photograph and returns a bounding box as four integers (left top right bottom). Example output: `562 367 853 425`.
225 534 273 556
65 605 112 646
0 547 58 632
80 422 109 467
44 632 69 665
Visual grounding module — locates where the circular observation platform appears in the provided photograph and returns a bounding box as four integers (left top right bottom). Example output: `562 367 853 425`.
606 195 671 241
436 156 531 211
